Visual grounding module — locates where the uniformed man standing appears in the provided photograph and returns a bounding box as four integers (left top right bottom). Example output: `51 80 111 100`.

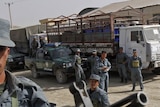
116 47 128 83
96 51 111 92
88 50 99 74
74 49 86 82
31 37 38 57
87 74 110 107
128 49 144 91
40 36 45 48
0 18 52 107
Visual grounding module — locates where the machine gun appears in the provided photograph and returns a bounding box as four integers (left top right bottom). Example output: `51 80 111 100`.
110 92 148 107
69 80 148 107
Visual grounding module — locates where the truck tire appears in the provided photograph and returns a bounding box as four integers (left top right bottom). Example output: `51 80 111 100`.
56 69 67 83
152 69 160 75
31 65 40 78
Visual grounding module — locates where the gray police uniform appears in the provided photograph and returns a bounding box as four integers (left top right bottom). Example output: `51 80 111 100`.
87 87 110 107
116 52 128 82
128 56 144 90
88 55 99 74
96 58 111 92
0 70 51 107
31 40 39 57
74 54 86 82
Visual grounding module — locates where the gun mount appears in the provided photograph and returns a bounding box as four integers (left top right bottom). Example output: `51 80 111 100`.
69 80 93 107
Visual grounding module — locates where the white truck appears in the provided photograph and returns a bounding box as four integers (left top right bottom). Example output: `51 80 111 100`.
56 25 160 73
119 25 160 73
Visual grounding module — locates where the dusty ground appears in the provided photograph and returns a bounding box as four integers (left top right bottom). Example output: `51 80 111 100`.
13 70 160 107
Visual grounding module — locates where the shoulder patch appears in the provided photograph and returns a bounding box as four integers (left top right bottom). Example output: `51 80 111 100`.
16 76 41 89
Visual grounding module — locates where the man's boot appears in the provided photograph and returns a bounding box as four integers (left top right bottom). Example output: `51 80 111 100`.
131 85 135 91
131 87 135 91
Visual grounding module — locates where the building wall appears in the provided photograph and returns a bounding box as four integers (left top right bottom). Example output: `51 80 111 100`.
142 5 160 24
113 5 160 25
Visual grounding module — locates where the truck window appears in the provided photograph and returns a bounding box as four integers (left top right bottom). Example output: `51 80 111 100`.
50 48 72 59
131 31 144 41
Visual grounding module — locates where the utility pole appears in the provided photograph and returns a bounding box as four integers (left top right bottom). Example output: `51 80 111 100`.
5 2 13 28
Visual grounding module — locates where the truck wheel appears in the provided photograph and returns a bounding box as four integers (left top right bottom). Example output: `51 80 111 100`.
152 69 160 75
56 69 67 83
31 65 40 78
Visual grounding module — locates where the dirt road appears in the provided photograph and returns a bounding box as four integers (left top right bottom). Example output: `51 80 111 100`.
13 70 160 107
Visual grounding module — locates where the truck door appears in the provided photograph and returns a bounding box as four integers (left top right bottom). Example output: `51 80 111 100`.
125 29 146 62
43 51 54 72
36 50 45 70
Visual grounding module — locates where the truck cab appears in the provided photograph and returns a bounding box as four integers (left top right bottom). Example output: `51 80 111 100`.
119 25 160 71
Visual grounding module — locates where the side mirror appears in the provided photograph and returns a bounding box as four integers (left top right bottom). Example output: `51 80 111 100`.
136 35 141 43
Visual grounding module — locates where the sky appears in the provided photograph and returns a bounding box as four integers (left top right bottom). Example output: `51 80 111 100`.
0 0 126 27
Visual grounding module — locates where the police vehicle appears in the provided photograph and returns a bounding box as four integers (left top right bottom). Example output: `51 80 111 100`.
25 43 88 83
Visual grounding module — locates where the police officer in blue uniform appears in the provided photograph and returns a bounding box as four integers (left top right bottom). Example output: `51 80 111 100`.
0 18 52 107
116 47 128 83
87 74 110 107
128 49 144 91
96 51 111 92
88 50 99 74
74 49 86 82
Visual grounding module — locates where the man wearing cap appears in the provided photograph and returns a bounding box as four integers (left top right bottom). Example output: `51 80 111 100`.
96 51 111 92
0 18 51 107
88 50 99 74
116 47 128 83
40 36 45 48
87 74 110 107
31 36 38 57
128 49 144 91
74 48 86 82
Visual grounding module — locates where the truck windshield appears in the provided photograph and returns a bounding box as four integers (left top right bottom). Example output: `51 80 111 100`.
50 48 72 59
144 28 160 41
10 48 17 54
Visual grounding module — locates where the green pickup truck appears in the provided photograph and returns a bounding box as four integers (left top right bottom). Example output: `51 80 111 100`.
25 44 88 83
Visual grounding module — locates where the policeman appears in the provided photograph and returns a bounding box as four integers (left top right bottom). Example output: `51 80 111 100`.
88 50 99 74
74 48 86 82
0 18 52 107
87 74 110 107
116 47 128 83
96 51 111 92
128 49 144 91
31 37 38 57
40 36 45 48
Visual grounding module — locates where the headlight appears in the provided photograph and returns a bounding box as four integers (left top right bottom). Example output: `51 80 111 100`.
63 63 72 68
8 58 14 62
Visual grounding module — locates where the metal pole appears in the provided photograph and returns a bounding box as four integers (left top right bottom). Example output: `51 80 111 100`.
5 2 13 28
